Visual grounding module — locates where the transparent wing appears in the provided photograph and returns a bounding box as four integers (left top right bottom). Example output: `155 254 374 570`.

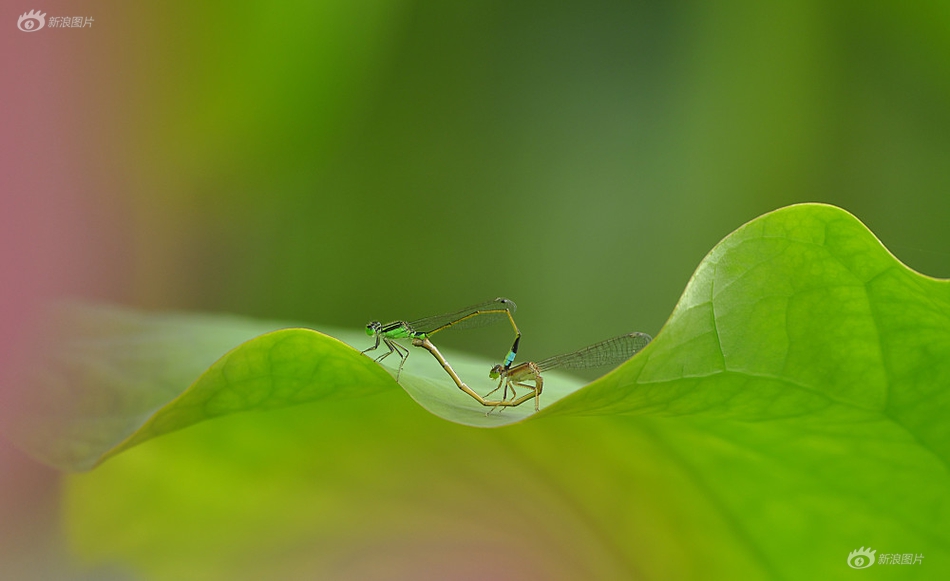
407 297 517 335
535 332 651 372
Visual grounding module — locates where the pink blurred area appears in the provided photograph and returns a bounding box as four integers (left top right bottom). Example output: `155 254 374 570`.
1 6 133 396
1 5 134 575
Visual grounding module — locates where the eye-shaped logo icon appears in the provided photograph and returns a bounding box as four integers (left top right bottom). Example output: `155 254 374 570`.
17 10 46 32
847 547 876 569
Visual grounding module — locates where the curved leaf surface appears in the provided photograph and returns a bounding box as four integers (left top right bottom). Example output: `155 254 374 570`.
7 203 950 579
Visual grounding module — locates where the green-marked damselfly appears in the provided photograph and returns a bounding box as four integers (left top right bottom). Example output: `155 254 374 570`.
364 297 521 380
486 332 652 411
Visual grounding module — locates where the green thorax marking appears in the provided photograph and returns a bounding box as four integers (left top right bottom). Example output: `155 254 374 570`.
380 322 418 340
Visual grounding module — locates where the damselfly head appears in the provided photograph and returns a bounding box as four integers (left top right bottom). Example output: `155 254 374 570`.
365 321 381 336
488 364 504 379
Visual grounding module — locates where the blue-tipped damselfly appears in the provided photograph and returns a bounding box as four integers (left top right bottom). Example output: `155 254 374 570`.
487 332 652 411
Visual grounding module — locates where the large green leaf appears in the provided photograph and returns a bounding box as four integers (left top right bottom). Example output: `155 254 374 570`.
2 305 591 471
9 203 948 579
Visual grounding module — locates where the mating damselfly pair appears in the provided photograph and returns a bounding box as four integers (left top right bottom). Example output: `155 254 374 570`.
362 298 651 411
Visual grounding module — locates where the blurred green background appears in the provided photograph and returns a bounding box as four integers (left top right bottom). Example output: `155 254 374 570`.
4 0 950 579
65 0 950 357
